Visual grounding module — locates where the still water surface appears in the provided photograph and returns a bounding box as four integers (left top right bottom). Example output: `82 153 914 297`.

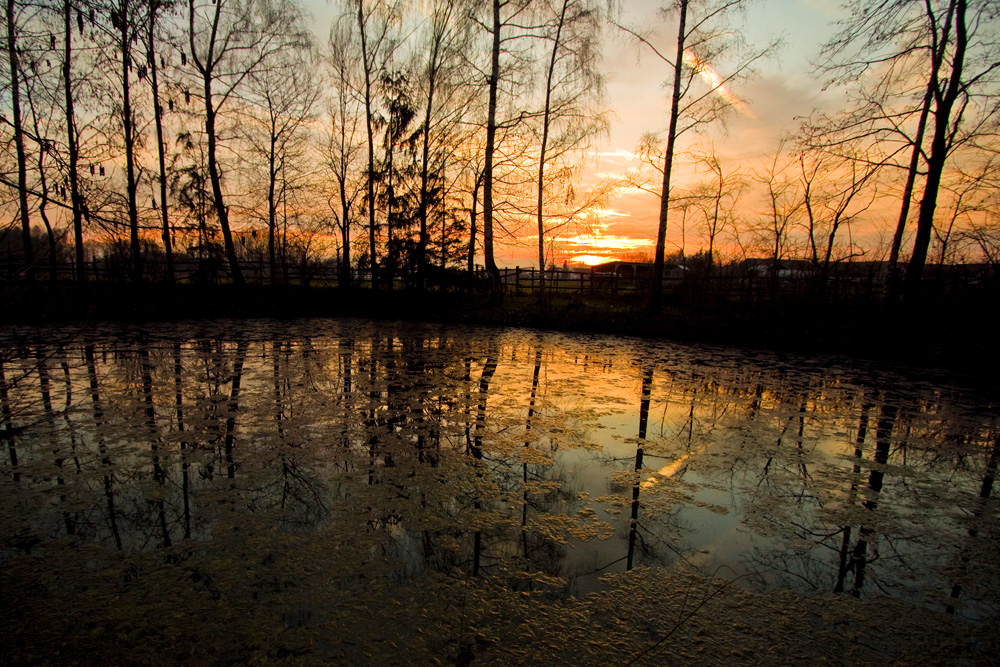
1 318 997 659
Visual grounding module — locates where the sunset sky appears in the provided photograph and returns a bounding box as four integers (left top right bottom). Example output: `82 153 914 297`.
548 0 845 268
306 0 849 268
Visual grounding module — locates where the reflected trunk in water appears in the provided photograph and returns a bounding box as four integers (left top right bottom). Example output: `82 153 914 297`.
140 344 171 548
835 398 873 594
523 348 542 559
38 349 74 535
850 401 897 598
627 367 653 571
272 340 291 508
85 344 122 550
947 432 1000 614
367 335 379 486
173 342 191 540
0 360 18 483
472 341 498 577
224 341 248 482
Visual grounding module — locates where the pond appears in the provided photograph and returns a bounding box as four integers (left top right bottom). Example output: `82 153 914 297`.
1 318 997 664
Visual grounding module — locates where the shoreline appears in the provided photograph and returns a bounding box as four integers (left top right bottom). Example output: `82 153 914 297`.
1 281 995 380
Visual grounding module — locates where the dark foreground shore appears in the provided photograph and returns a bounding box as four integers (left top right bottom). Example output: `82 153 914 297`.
1 281 995 378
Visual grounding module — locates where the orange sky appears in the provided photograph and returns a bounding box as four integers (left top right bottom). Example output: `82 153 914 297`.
488 0 845 268
304 0 846 269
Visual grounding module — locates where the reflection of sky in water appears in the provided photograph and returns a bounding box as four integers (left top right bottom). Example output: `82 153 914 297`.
1 318 997 619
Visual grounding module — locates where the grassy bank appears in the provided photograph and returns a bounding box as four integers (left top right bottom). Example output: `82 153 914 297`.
1 281 994 376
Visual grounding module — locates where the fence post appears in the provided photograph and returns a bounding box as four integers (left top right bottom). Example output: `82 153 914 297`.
515 266 520 292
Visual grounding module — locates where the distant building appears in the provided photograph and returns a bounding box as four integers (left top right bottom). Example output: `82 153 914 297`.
591 261 687 283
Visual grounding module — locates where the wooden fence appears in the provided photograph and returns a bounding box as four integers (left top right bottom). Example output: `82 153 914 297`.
1 259 679 293
1 257 993 306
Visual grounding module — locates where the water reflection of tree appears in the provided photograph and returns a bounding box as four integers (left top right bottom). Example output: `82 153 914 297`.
705 376 1000 612
3 322 999 661
946 425 1000 616
592 367 735 574
626 366 653 570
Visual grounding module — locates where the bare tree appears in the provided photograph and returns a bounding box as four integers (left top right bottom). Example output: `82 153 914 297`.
186 0 310 285
241 36 317 286
5 0 35 279
105 0 144 282
753 140 800 275
62 0 85 282
413 0 474 289
22 33 68 281
690 146 743 279
614 0 774 309
346 0 402 291
530 0 606 293
146 0 175 283
796 145 877 277
480 0 546 301
956 161 1000 269
902 0 999 300
933 156 998 266
817 0 1000 301
325 14 366 288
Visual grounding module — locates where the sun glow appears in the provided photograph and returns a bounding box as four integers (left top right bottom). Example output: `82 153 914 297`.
683 49 754 118
571 255 612 266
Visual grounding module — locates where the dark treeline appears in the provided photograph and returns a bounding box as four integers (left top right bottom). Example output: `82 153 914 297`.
1 0 998 304
0 0 608 299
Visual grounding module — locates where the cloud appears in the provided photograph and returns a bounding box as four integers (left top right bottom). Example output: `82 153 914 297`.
683 49 755 118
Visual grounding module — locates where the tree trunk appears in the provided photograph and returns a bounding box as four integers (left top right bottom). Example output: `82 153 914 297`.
120 3 142 284
204 87 244 285
386 143 394 292
536 0 569 295
904 0 966 302
886 79 933 284
483 0 503 302
651 0 688 310
149 14 175 284
417 42 439 291
63 0 85 282
268 134 278 286
7 0 34 281
467 172 480 276
339 173 351 288
28 97 58 280
358 2 380 291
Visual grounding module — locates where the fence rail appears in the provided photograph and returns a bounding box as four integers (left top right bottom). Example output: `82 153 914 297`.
1 258 994 305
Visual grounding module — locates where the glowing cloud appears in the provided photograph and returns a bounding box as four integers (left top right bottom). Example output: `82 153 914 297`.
641 443 709 489
683 49 754 118
561 234 654 250
593 149 640 159
591 208 632 219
